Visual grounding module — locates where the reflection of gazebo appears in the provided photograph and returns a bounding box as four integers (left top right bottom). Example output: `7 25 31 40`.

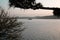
28 18 32 20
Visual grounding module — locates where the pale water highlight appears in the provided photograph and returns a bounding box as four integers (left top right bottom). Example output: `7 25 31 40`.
19 19 60 40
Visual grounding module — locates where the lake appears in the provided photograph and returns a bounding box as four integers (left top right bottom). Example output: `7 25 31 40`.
18 19 60 40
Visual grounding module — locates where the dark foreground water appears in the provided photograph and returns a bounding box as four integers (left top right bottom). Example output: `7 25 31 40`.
18 19 60 40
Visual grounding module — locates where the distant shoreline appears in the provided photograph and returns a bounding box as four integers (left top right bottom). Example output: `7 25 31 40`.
2 15 60 19
17 15 60 19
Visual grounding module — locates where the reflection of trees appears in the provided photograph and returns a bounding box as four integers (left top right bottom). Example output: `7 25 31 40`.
0 8 24 40
9 0 60 17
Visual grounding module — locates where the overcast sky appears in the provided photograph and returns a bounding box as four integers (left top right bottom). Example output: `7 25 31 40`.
0 0 60 17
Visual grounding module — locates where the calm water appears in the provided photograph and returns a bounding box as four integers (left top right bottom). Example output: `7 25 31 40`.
18 19 60 40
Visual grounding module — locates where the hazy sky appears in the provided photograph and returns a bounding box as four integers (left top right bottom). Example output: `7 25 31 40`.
36 0 60 7
0 0 60 17
0 0 9 9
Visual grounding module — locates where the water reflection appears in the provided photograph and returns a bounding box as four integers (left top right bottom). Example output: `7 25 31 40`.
1 19 60 40
19 19 60 40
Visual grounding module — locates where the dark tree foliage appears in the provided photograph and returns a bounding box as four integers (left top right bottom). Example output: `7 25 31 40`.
9 0 60 17
53 9 60 17
0 8 24 40
9 0 36 9
31 3 43 10
9 0 43 9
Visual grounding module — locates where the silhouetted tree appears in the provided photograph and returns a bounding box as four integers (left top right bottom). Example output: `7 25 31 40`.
9 0 60 17
0 8 24 40
9 0 43 9
9 0 36 9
